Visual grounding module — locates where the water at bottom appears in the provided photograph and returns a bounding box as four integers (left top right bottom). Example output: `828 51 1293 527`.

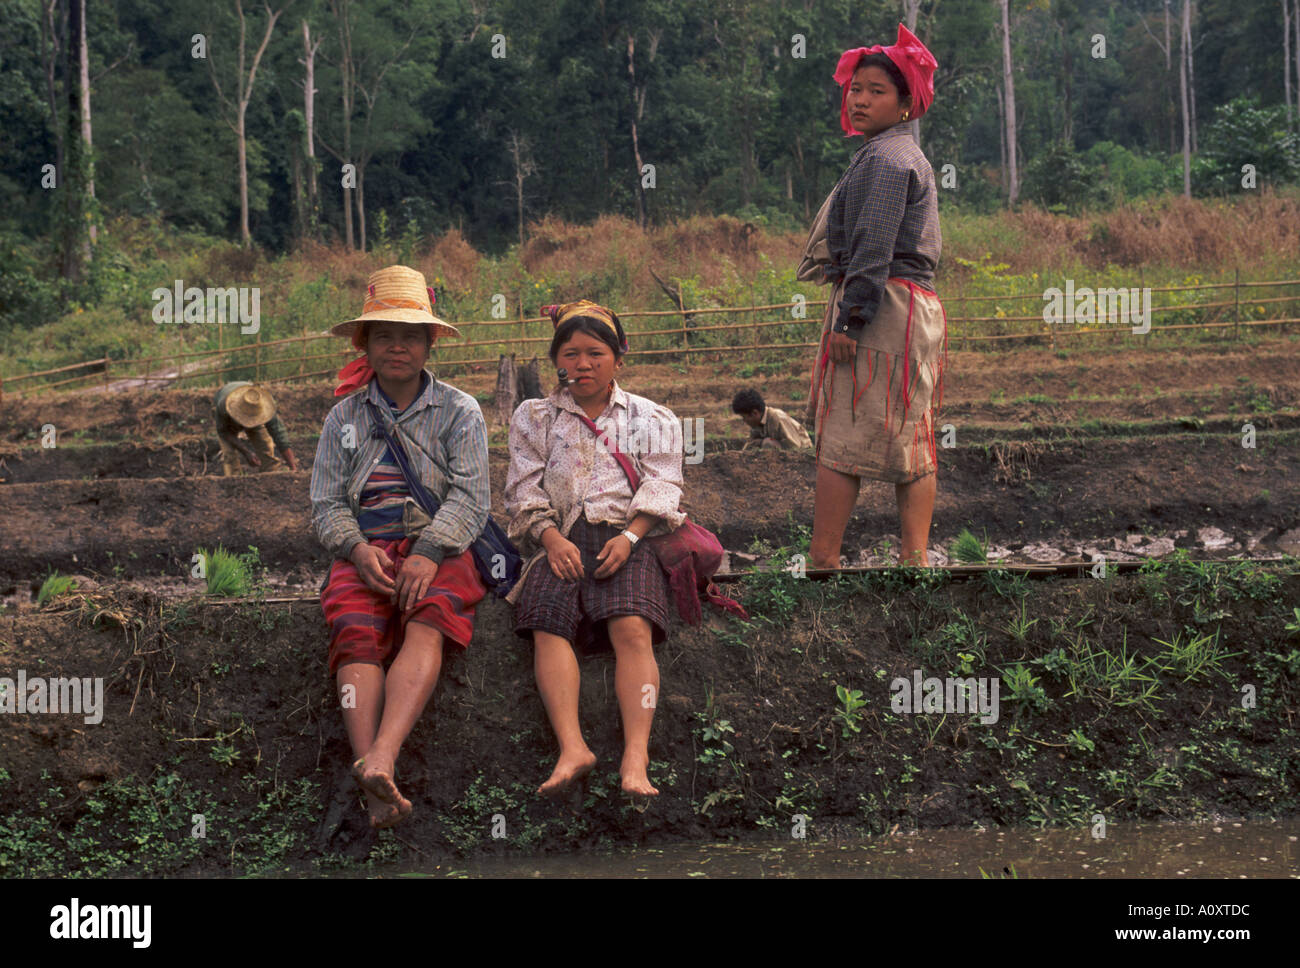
358 819 1299 879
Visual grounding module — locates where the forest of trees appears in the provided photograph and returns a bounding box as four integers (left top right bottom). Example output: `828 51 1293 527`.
2 0 1299 275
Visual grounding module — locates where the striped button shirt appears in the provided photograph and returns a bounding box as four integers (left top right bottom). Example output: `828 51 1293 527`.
310 370 490 565
826 124 942 337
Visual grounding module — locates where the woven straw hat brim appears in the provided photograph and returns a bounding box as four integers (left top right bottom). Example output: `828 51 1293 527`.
330 313 461 341
227 387 276 428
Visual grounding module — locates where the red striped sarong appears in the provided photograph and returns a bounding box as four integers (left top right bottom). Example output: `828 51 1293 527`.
321 536 485 675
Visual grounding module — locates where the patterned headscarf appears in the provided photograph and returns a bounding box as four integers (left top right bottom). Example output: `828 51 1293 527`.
542 299 628 354
835 23 938 136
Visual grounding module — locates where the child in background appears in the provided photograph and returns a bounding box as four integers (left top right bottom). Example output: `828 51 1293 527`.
731 388 813 451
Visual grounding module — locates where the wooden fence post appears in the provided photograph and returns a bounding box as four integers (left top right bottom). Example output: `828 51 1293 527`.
1233 268 1240 341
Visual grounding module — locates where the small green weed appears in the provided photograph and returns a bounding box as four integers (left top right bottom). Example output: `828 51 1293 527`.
1000 663 1048 715
834 684 867 739
36 571 78 605
950 528 989 565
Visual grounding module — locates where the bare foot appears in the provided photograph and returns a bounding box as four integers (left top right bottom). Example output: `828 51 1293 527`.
538 749 597 798
369 792 413 830
362 788 402 829
620 754 659 797
352 755 412 823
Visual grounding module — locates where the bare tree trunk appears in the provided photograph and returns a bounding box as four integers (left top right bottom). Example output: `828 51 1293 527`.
996 82 1006 195
1185 0 1197 153
999 0 1018 205
331 0 356 250
1165 0 1174 153
1295 0 1300 132
207 0 284 248
1179 0 1191 196
77 0 95 246
356 165 366 252
902 0 922 146
237 106 252 244
505 130 535 248
40 0 64 180
302 20 321 240
61 0 86 281
1285 0 1292 130
627 33 647 228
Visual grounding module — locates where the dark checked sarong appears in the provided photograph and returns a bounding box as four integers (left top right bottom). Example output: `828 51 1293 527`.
513 517 670 652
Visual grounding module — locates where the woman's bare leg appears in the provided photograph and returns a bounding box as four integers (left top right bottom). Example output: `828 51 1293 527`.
337 661 398 827
533 631 597 796
607 615 659 796
810 463 861 569
349 622 445 827
896 472 936 566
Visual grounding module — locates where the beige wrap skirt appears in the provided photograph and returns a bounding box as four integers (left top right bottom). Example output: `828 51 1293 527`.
807 277 948 484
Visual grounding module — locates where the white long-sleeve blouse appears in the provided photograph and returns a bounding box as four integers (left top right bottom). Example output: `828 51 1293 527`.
504 382 687 547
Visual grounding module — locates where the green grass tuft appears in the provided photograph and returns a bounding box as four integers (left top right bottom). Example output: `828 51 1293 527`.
36 570 78 605
950 528 989 565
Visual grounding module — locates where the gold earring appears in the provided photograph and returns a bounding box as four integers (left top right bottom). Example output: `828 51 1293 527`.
902 111 909 121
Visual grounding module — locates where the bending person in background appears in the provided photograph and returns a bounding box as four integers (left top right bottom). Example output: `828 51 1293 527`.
213 381 298 475
732 387 813 451
806 25 947 569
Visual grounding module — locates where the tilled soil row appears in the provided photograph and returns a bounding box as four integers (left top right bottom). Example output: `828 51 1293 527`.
4 409 1299 484
3 339 1297 441
2 429 1296 587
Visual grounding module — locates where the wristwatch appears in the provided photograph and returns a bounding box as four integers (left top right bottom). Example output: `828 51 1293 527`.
620 529 640 545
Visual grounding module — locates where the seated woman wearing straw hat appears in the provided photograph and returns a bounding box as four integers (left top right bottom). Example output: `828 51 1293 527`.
310 265 490 830
213 382 299 475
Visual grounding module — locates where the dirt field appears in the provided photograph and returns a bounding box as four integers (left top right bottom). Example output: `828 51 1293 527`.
2 338 1298 594
1 336 1297 874
1 563 1295 875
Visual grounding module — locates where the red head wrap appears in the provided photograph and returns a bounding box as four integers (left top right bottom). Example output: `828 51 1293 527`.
834 23 938 137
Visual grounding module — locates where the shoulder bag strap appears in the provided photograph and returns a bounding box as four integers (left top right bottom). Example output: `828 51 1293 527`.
573 411 641 492
363 399 441 519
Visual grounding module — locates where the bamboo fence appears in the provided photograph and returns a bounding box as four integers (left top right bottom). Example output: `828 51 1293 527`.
2 276 1297 398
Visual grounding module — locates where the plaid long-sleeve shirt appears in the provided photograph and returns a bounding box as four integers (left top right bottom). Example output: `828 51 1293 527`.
310 370 490 565
826 124 942 338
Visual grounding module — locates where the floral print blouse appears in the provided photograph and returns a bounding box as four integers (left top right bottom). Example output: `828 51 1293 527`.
504 382 687 548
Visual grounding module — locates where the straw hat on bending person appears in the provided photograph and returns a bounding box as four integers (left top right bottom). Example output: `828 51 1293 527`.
227 385 277 428
213 382 299 475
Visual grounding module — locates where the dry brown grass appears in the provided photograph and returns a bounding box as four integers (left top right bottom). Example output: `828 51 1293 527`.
425 229 481 291
518 213 804 301
289 238 374 291
1083 191 1300 269
284 189 1299 302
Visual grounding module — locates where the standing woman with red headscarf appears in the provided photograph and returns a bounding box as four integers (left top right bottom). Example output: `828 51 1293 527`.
804 25 947 569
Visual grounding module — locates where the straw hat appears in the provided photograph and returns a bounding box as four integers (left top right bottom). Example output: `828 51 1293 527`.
331 265 460 347
227 384 277 429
